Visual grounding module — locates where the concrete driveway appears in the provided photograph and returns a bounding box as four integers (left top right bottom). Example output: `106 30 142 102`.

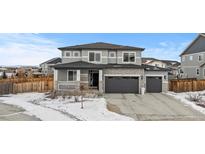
105 93 205 121
0 101 40 121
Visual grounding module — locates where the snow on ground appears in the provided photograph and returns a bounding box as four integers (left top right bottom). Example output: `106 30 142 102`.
0 93 74 121
166 91 205 114
0 93 133 121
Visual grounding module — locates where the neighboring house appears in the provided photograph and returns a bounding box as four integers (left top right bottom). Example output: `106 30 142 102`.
142 57 181 79
40 57 61 75
142 58 168 68
53 42 168 94
180 33 205 79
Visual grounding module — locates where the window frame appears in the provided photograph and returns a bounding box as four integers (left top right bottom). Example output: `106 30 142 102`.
73 51 80 57
64 51 72 57
198 54 203 61
189 55 193 61
88 51 102 63
182 56 185 62
122 52 136 63
109 51 116 58
67 70 77 81
204 68 205 76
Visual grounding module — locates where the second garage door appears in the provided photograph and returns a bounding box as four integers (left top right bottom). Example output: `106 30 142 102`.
105 76 139 93
146 76 162 93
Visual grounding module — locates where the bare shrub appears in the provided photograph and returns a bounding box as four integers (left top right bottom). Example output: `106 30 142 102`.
195 101 205 108
186 93 202 102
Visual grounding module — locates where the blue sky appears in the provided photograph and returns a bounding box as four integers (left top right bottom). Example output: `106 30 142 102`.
0 33 197 66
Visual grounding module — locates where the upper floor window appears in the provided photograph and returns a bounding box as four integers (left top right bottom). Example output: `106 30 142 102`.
182 56 185 62
73 51 80 57
89 52 101 62
65 51 71 57
123 52 135 63
109 52 116 58
189 55 193 61
67 70 77 81
198 55 202 61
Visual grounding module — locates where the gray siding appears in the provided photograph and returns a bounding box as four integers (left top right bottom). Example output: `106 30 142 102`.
183 35 205 55
61 49 142 65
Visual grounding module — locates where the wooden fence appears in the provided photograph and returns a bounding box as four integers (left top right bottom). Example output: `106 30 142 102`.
169 79 205 92
0 77 53 95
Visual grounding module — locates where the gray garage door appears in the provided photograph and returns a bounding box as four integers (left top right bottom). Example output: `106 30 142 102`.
146 76 162 93
105 76 139 93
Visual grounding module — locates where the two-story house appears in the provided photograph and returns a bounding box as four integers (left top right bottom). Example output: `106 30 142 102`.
40 57 61 75
53 42 168 94
142 57 181 79
180 33 205 79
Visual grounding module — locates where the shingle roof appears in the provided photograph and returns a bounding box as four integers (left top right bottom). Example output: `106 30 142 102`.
40 57 61 65
142 57 180 66
58 42 145 51
180 33 205 56
52 61 168 71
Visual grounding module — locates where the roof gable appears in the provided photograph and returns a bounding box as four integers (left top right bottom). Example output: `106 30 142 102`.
180 34 205 56
58 42 144 51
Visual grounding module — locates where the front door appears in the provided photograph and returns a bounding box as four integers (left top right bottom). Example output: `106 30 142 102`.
89 70 99 89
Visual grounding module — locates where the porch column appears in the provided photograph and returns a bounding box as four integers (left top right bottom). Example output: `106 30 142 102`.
99 70 103 93
77 70 80 90
77 70 80 81
53 69 58 90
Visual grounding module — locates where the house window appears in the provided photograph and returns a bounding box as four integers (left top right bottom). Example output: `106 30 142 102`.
65 51 71 57
73 51 80 57
89 52 101 62
123 52 135 62
196 68 200 75
204 69 205 76
109 52 116 57
67 70 77 81
189 55 193 61
182 56 185 62
198 55 202 61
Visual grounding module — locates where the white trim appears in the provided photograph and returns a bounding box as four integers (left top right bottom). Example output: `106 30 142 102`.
88 51 102 63
99 70 103 81
64 51 72 58
80 81 89 83
109 51 116 58
182 51 205 56
122 51 136 63
67 70 77 81
104 74 140 77
73 51 81 57
189 55 193 61
77 70 80 81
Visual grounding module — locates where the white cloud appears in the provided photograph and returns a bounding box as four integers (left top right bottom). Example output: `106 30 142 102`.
0 34 61 66
143 41 190 61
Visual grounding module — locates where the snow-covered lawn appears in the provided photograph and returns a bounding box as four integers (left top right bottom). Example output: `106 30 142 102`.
166 91 205 114
0 93 133 121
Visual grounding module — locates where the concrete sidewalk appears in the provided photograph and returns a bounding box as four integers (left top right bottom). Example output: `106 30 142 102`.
105 93 205 121
0 102 40 121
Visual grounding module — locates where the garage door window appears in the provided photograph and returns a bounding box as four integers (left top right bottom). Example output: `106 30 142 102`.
123 52 136 63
